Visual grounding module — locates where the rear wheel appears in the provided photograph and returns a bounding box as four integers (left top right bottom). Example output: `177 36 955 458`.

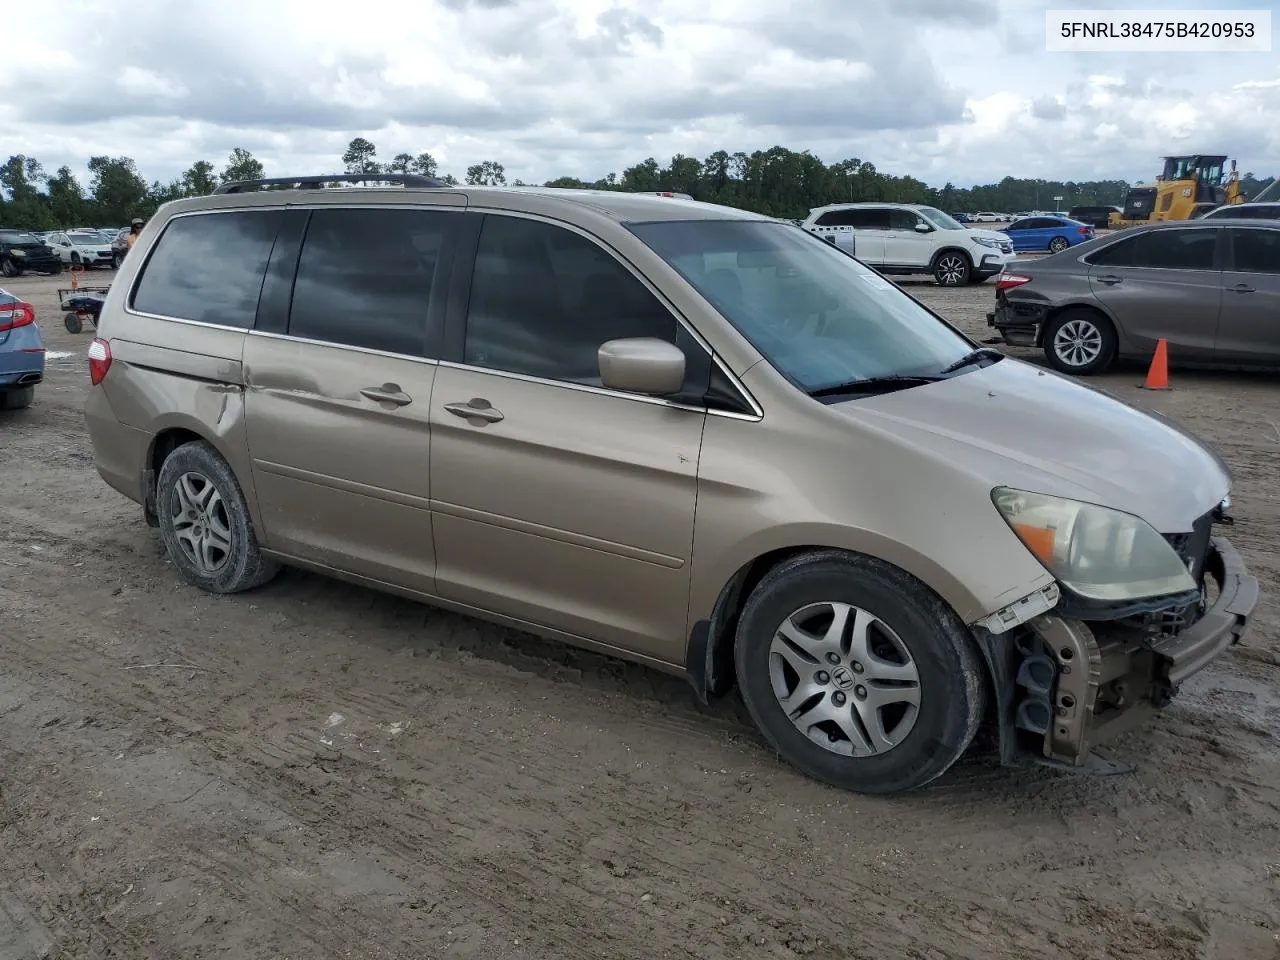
156 440 279 594
932 251 971 286
0 387 35 411
1042 308 1118 375
733 550 986 794
1048 236 1070 253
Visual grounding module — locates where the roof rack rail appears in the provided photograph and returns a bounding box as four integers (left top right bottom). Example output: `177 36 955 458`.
213 173 449 195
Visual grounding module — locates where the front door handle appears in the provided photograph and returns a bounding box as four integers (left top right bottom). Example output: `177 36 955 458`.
360 383 412 406
1230 283 1255 294
1095 274 1123 285
443 398 504 424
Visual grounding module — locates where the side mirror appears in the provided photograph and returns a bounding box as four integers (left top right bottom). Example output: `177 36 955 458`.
914 222 932 232
598 338 685 396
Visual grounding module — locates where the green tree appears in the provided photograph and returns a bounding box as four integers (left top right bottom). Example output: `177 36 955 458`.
87 156 149 223
464 161 506 186
221 147 264 185
45 166 87 226
387 152 413 173
409 153 439 178
181 160 219 196
342 137 380 175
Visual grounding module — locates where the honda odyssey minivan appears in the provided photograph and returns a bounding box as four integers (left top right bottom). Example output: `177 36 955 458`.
84 174 1258 794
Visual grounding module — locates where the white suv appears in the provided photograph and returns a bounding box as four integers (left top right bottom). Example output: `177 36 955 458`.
801 203 1016 286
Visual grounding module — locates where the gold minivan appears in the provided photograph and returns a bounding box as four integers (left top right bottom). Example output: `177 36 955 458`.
84 175 1258 794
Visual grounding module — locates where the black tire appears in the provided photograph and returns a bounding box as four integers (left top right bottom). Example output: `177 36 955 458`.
155 440 279 594
733 550 987 794
1048 236 1069 253
0 386 35 411
0 258 16 278
932 250 971 286
64 312 83 334
112 253 122 269
70 252 81 266
1042 307 1118 375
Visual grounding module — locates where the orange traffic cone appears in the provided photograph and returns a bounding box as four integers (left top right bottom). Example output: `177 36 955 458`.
1141 338 1170 390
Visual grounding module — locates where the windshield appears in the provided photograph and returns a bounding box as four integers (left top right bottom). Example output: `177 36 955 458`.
628 219 975 394
0 230 39 243
68 233 101 245
917 207 966 231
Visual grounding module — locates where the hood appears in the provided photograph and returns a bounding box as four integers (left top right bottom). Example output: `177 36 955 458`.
833 358 1228 534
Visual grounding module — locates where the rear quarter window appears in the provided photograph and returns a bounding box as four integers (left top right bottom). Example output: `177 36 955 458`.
130 210 283 328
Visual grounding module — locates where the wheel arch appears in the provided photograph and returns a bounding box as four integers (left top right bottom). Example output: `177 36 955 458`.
685 534 988 704
929 246 974 271
1035 300 1120 349
143 418 250 528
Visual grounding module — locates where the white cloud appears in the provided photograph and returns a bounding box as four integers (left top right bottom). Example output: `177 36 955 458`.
4 0 1279 190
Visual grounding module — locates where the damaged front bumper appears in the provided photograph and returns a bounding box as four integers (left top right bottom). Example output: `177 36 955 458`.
976 536 1259 769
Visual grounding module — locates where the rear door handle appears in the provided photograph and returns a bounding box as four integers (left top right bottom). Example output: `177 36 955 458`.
360 383 412 406
1230 283 1255 294
443 398 504 424
1095 274 1123 285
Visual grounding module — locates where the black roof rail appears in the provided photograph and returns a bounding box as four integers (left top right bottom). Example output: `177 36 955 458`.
213 173 449 195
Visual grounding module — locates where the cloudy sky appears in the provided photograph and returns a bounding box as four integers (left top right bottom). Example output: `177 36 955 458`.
9 0 1280 190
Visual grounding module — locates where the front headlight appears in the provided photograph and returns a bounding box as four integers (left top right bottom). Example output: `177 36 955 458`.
992 487 1196 601
972 236 1003 248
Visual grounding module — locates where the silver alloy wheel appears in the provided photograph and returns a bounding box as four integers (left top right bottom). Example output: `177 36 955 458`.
1052 317 1103 368
936 254 966 285
768 602 921 757
171 471 233 576
1049 236 1069 253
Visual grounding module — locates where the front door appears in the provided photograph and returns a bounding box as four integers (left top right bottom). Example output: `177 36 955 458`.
429 213 705 662
1087 226 1224 360
1216 226 1280 364
883 209 934 267
243 205 461 594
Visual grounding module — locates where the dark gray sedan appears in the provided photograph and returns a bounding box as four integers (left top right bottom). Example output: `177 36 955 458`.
987 219 1280 374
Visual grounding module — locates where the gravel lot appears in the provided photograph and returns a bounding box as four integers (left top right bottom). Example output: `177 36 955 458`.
1 268 1278 960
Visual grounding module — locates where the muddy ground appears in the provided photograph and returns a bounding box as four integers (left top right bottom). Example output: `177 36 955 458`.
1 269 1278 960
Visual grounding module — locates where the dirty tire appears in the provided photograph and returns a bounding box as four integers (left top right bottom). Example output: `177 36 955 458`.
156 440 278 594
1042 307 1118 375
932 250 971 286
64 312 83 334
0 386 35 410
734 550 986 795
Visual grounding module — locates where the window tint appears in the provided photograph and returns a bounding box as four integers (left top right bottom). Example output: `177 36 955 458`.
848 209 891 229
289 208 451 356
815 211 856 227
1089 229 1217 270
1229 228 1280 274
888 209 923 231
132 211 282 327
464 215 677 385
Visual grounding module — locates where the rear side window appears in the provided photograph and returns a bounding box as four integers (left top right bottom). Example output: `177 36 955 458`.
848 209 891 229
463 214 677 385
288 208 453 357
132 211 282 327
1229 228 1280 274
1089 229 1217 270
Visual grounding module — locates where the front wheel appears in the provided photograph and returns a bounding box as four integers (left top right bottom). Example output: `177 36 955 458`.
0 258 16 278
932 251 971 286
156 440 279 594
734 551 986 794
1042 308 1118 375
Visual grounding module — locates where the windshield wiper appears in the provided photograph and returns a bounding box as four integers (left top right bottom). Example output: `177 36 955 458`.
940 347 1004 375
808 374 944 398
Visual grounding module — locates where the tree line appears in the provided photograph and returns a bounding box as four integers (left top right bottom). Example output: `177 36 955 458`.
2 138 1275 230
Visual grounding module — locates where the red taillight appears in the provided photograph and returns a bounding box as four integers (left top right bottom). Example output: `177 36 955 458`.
995 272 1033 292
1078 226 1090 235
0 300 35 332
88 337 112 385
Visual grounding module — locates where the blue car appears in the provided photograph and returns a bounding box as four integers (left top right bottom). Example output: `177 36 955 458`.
1001 215 1095 253
0 288 45 410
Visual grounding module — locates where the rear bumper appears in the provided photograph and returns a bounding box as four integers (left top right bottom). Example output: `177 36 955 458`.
0 326 47 385
987 299 1049 347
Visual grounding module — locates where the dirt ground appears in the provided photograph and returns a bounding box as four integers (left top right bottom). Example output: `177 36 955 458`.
1 268 1278 960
